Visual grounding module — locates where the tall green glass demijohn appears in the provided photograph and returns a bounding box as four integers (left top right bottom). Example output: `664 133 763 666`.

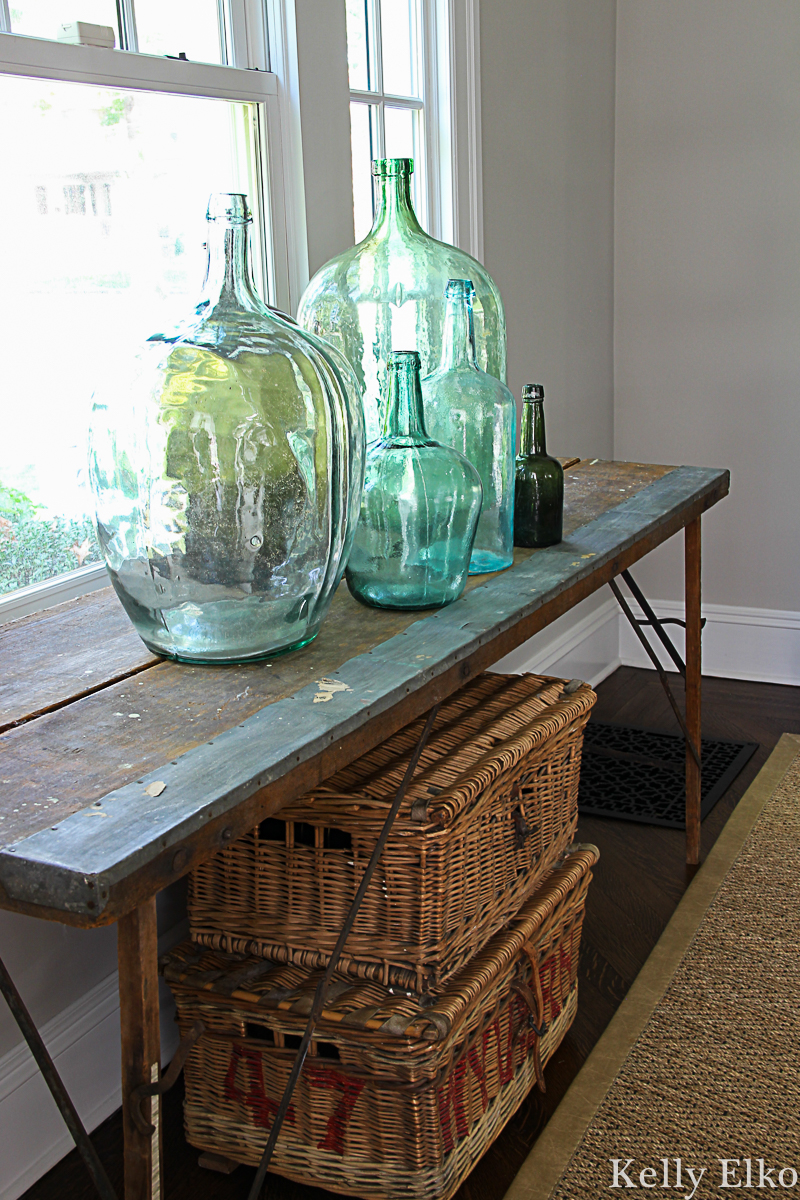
514 384 564 547
345 351 482 610
422 279 516 574
297 158 507 444
89 194 364 664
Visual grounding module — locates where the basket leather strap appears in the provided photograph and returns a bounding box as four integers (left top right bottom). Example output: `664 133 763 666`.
509 982 546 1093
512 938 548 1093
520 939 546 1029
338 1004 383 1029
380 1010 417 1037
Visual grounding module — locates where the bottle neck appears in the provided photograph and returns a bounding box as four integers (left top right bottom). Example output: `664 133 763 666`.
439 287 478 372
198 220 263 315
384 357 428 440
371 171 424 237
520 399 547 456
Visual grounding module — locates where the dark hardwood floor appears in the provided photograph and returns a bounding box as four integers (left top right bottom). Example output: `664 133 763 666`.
21 667 800 1200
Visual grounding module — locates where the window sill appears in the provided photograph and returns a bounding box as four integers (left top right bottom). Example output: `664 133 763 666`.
0 563 108 627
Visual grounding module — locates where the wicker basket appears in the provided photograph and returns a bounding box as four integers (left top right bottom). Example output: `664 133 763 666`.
165 845 598 1200
189 671 595 993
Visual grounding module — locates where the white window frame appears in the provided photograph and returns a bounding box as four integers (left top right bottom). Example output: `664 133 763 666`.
347 0 483 258
0 0 308 625
438 0 484 262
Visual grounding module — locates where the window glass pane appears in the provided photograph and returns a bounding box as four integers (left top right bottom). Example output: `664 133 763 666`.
350 101 376 242
384 104 415 158
0 75 260 596
345 0 370 91
134 0 223 65
384 105 426 228
380 0 418 98
9 0 118 41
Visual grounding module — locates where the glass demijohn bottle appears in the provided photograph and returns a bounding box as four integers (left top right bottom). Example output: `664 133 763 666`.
345 351 482 610
89 194 363 664
297 158 507 444
422 279 516 574
514 384 564 547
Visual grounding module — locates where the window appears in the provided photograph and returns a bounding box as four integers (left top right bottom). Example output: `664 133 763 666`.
0 0 482 622
346 0 429 240
345 0 484 256
0 1 300 621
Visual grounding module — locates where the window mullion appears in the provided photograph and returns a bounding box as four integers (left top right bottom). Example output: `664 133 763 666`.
217 0 232 66
351 89 422 110
376 97 386 159
369 0 383 97
116 0 139 52
243 0 270 70
225 0 249 67
226 0 269 71
0 1 11 35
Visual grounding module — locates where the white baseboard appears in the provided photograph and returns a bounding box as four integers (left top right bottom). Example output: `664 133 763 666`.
0 920 186 1200
619 599 800 687
491 596 621 689
490 590 800 690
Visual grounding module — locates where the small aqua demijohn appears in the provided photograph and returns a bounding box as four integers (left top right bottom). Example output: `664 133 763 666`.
422 279 516 574
89 194 364 664
297 158 507 444
345 351 482 610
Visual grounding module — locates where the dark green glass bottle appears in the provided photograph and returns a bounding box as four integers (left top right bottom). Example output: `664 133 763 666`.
514 384 564 547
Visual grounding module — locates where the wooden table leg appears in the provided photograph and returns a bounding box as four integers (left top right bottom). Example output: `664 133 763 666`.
118 898 162 1200
685 516 702 865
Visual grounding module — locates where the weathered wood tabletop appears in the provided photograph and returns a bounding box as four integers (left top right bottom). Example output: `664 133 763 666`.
0 458 729 1200
0 460 728 926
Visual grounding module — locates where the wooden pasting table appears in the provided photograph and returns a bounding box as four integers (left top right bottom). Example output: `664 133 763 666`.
0 460 728 1200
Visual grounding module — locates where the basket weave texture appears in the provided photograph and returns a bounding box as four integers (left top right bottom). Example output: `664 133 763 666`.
189 672 595 993
164 845 598 1200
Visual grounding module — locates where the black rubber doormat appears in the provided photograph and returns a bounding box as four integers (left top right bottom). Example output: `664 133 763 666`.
578 722 758 828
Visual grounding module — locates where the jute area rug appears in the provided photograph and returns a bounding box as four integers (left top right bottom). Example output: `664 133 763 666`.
504 732 800 1200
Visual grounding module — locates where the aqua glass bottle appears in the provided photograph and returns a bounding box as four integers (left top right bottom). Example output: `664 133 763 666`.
89 193 364 664
422 279 515 574
514 384 564 547
297 158 507 444
345 351 482 610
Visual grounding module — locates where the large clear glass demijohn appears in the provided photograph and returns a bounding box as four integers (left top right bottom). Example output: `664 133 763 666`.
297 158 507 444
423 279 516 574
89 194 364 664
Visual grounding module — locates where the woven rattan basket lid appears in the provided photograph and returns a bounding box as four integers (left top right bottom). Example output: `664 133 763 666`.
166 844 598 1056
273 673 596 832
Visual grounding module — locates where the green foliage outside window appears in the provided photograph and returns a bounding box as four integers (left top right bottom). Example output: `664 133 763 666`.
0 481 100 595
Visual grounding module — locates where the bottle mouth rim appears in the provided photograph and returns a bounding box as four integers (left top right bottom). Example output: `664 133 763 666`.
446 278 475 296
388 350 421 367
206 193 252 224
522 384 545 401
372 158 414 178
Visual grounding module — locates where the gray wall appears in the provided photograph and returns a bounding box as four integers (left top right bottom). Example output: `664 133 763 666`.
614 0 800 611
480 0 617 462
0 914 116 1061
